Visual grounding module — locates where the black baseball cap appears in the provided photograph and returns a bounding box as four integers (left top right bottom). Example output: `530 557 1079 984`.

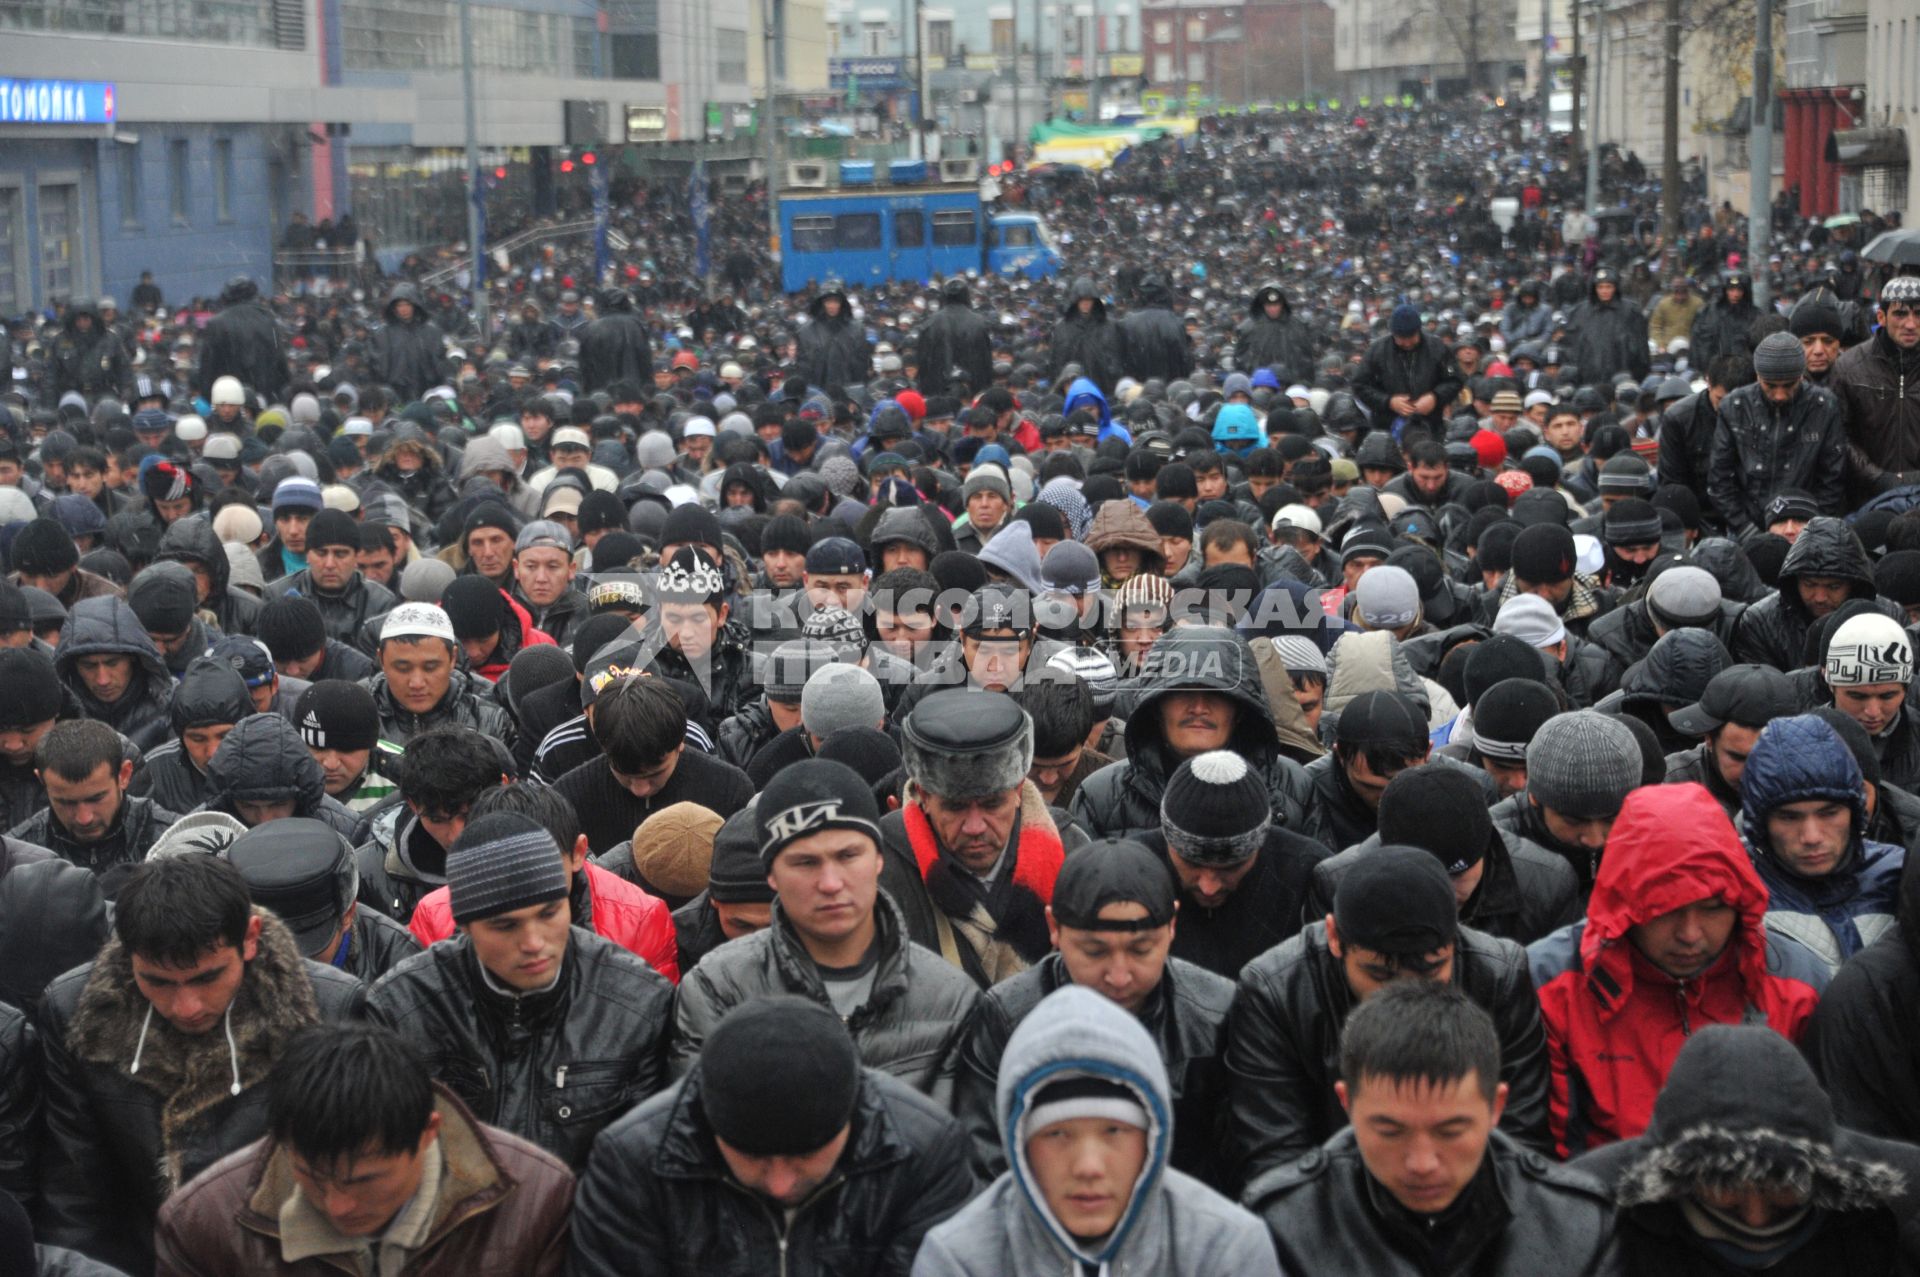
1668 663 1802 736
1050 838 1177 931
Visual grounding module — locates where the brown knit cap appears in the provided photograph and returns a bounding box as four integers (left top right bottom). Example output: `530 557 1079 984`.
630 802 723 898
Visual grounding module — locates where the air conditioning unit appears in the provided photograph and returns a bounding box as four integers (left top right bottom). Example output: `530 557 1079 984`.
787 161 830 188
938 157 980 183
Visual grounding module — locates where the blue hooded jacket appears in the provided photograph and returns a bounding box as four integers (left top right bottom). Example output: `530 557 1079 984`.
1739 713 1905 972
1065 376 1128 445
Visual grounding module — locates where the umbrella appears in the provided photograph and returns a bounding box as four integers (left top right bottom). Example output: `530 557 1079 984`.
1863 228 1920 267
1825 212 1862 229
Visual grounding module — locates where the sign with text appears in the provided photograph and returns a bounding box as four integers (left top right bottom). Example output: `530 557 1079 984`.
0 79 115 126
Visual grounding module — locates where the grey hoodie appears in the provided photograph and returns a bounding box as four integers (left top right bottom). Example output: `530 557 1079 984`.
912 985 1280 1277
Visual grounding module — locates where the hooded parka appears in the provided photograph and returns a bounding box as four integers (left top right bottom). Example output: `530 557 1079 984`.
53 595 176 752
1050 276 1126 393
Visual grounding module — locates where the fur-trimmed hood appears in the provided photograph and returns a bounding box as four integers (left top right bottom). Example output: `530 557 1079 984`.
64 908 323 1192
1609 1025 1907 1213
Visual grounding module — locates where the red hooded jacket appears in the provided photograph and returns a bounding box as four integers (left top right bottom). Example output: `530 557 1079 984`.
470 589 555 684
408 861 680 984
1527 783 1828 1157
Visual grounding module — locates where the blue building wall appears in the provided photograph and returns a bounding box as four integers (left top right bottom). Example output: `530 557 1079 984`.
0 136 103 316
95 123 281 308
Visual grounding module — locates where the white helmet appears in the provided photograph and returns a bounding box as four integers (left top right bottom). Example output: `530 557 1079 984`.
210 375 245 406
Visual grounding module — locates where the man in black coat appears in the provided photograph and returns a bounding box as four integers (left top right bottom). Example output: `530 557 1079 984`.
1050 275 1126 393
49 301 130 401
1706 333 1848 536
1689 269 1762 367
35 855 365 1273
1221 847 1551 1192
194 275 289 402
569 997 975 1276
1117 272 1193 383
952 838 1234 1187
1248 981 1616 1277
578 287 653 394
793 279 871 391
1234 281 1316 385
1352 304 1462 436
367 283 445 403
1566 266 1651 382
914 277 994 398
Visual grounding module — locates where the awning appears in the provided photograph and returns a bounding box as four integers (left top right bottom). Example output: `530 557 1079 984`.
1827 127 1909 167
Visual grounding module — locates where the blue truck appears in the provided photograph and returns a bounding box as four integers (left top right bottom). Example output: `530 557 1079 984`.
778 161 1062 294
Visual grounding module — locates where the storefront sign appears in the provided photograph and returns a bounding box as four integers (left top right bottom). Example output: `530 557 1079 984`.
0 79 115 126
831 58 910 89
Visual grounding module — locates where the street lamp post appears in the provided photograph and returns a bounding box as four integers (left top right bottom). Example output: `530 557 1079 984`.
458 0 486 343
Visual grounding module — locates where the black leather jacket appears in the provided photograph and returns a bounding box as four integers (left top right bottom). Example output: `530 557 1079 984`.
341 904 423 983
361 669 516 750
0 1002 34 1209
568 1065 976 1277
1221 921 1551 1192
1706 381 1849 536
366 927 674 1171
1247 1129 1619 1277
953 953 1234 1188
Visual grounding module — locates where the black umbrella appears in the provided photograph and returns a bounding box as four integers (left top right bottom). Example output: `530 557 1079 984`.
1862 228 1920 266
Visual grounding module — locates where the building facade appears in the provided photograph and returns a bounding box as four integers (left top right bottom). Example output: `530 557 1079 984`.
1858 0 1915 214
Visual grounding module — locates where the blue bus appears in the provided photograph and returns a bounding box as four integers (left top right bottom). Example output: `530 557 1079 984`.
778 184 1062 295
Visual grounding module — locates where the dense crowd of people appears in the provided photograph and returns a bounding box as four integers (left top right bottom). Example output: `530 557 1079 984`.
0 100 1918 1274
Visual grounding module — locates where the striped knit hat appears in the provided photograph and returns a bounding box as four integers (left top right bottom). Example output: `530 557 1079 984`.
448 813 569 924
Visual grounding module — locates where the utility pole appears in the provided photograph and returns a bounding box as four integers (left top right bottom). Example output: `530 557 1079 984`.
1089 0 1101 120
1537 0 1550 135
1010 0 1020 164
764 0 781 262
1569 0 1582 166
1749 0 1772 307
913 0 927 157
1585 0 1601 215
1658 0 1680 258
458 0 486 343
1300 0 1312 101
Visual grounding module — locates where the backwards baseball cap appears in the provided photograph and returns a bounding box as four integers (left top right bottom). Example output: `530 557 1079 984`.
1669 663 1802 736
1050 838 1176 931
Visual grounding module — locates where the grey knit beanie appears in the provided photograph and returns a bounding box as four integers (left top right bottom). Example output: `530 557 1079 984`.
448 813 570 925
1525 710 1641 820
1751 331 1807 381
801 663 884 738
399 557 457 603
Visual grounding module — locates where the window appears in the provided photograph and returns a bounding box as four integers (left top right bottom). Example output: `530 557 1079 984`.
0 186 20 314
214 138 234 222
927 18 951 58
1186 50 1205 81
168 139 190 224
1185 18 1204 41
38 182 78 301
1153 19 1170 42
895 210 925 246
792 215 836 252
835 213 882 248
612 32 659 77
715 27 747 83
999 221 1035 247
991 16 1013 53
862 21 885 54
931 208 975 245
116 142 141 228
1153 52 1171 81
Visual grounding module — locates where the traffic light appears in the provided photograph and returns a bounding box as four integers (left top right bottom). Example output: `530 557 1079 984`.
580 151 596 166
560 158 575 173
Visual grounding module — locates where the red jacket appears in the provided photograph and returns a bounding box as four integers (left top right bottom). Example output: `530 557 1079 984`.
471 589 555 684
1527 783 1827 1157
409 861 680 983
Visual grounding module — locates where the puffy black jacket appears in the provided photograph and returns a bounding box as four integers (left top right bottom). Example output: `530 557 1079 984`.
1117 274 1194 383
368 285 446 402
1836 327 1920 503
49 307 129 401
953 952 1234 1187
1234 284 1316 385
578 303 653 394
197 712 361 839
1731 518 1896 670
194 278 289 401
1706 380 1849 536
136 657 256 815
366 927 673 1171
35 913 365 1274
1352 330 1462 434
268 567 396 646
670 892 978 1104
1689 295 1761 367
1139 828 1327 981
505 307 560 363
1050 277 1127 393
0 1001 34 1209
914 283 995 398
792 288 871 390
1249 1129 1617 1277
1221 920 1551 1191
54 596 175 753
1586 593 1743 672
360 668 515 750
1069 626 1315 842
157 517 259 637
568 1063 975 1277
1307 830 1583 947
